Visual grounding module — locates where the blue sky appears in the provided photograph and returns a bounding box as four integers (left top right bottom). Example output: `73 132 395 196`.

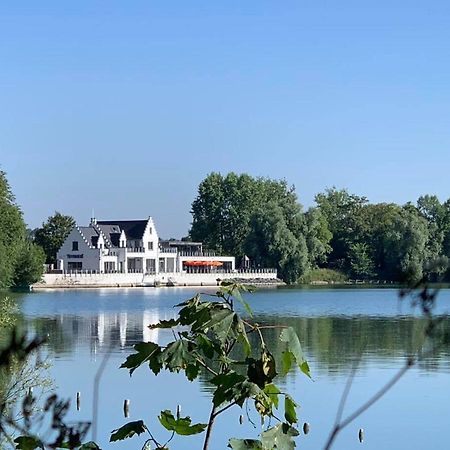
1 1 450 237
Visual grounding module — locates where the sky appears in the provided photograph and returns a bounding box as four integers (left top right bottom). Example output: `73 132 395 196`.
1 1 450 237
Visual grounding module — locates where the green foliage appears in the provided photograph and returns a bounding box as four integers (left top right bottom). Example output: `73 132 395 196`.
12 242 46 288
0 171 44 288
245 202 309 284
303 207 332 267
279 327 311 378
34 212 75 265
315 187 368 269
348 243 376 280
117 283 310 449
190 173 312 283
14 436 43 449
110 420 147 442
298 268 348 284
158 410 207 435
0 171 44 289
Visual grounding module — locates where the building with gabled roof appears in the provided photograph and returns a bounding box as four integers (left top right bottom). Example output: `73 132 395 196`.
56 217 235 274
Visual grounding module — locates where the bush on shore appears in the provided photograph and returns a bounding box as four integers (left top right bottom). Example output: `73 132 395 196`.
298 268 348 284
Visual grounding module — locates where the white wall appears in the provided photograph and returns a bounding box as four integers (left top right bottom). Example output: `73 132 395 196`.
57 227 101 272
36 270 279 288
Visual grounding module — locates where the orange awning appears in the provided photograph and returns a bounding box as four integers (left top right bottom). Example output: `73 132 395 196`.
183 260 223 267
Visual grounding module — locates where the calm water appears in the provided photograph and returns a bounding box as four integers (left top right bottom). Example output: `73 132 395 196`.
12 287 450 449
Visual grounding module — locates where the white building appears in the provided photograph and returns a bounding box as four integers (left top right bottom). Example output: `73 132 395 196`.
56 217 235 274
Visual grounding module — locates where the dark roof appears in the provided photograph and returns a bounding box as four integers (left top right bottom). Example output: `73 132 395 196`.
97 220 148 240
79 227 100 248
109 233 121 247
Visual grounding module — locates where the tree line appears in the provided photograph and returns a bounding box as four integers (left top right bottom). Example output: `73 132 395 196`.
190 172 450 283
2 168 450 287
0 170 74 289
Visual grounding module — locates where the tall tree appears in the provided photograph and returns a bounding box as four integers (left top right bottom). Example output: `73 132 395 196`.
190 173 310 282
0 171 44 288
34 212 75 265
244 203 309 283
303 208 332 268
315 188 368 269
381 207 429 282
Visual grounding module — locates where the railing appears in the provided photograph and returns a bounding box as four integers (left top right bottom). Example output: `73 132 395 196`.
158 247 178 253
125 247 145 253
178 251 218 257
51 268 278 276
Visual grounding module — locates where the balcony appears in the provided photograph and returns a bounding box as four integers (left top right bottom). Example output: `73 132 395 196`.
125 247 145 253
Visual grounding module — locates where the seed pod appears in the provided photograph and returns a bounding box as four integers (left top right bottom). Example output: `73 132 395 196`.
358 428 364 443
239 415 244 425
176 404 181 419
303 422 310 435
123 399 130 418
76 392 81 411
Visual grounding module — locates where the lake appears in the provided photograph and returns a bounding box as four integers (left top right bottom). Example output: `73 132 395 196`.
12 287 450 449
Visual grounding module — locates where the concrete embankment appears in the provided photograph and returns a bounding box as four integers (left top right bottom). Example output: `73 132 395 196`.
32 271 282 289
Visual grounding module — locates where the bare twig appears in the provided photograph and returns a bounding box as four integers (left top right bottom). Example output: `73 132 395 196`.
92 346 113 442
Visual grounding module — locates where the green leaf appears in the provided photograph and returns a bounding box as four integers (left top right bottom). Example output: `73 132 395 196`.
185 363 200 381
263 383 281 409
261 423 299 450
162 339 196 373
110 420 147 442
14 436 43 450
196 333 215 359
158 410 207 436
281 351 294 375
210 371 247 407
284 395 298 424
247 351 277 388
236 317 251 357
148 319 179 329
280 328 311 378
228 439 263 449
205 306 236 342
219 282 254 316
79 443 102 450
120 342 162 375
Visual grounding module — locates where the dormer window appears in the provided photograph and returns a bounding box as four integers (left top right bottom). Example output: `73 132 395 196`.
72 241 79 251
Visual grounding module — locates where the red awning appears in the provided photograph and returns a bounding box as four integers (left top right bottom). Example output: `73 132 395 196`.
183 260 223 267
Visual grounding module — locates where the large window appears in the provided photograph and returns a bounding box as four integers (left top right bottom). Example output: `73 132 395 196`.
68 262 82 271
72 241 79 251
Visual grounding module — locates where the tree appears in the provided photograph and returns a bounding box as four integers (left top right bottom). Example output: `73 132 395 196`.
245 203 309 283
315 188 368 269
348 243 375 280
12 242 46 288
382 208 429 282
190 173 310 282
304 207 332 268
34 212 75 265
0 171 44 289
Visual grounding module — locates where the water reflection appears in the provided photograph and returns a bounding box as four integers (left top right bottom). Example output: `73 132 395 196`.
23 307 450 375
15 288 450 450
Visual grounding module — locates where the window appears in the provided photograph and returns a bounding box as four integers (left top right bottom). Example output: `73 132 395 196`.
148 241 153 250
149 227 153 235
68 261 82 270
72 241 79 251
